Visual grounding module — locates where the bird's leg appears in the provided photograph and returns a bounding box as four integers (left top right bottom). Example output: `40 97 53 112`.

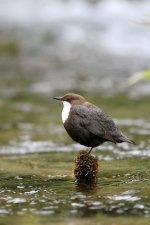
87 147 93 155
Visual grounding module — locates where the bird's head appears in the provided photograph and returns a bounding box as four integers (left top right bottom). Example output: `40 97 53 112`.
53 93 86 105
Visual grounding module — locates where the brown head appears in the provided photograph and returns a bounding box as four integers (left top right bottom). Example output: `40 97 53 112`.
53 93 86 105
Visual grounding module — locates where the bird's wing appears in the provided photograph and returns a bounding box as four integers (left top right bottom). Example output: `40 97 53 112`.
73 105 121 142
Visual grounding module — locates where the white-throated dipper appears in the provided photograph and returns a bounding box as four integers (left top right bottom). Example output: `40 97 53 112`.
53 93 135 154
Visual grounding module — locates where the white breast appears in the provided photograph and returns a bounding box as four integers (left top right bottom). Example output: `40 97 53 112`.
62 101 71 123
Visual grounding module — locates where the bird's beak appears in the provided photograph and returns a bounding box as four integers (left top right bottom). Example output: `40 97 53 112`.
53 96 62 101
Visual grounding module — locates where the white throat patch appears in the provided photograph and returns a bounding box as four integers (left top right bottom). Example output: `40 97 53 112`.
62 101 71 123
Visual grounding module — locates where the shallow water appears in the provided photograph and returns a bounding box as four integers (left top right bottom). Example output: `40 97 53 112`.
0 153 150 225
0 1 150 224
0 87 150 225
0 57 150 225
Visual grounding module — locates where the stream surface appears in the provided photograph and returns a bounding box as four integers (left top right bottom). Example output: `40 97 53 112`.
0 0 150 224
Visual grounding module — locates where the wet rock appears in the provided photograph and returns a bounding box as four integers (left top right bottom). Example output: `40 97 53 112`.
74 150 98 182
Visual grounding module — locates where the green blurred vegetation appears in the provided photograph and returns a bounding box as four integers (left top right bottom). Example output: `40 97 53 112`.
0 40 20 56
129 68 150 85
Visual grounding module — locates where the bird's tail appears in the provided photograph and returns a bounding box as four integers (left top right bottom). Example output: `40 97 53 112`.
117 135 136 145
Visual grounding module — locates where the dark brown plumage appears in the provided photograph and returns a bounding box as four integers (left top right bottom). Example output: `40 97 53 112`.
53 93 135 154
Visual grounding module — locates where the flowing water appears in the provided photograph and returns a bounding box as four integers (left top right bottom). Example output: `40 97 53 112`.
0 0 150 224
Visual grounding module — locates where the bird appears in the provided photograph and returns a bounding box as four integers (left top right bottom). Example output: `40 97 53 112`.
53 93 135 154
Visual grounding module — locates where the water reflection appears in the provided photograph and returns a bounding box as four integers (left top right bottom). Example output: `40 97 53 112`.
0 173 149 219
75 181 98 196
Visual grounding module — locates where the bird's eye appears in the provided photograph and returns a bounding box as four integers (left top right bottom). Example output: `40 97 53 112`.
66 98 71 101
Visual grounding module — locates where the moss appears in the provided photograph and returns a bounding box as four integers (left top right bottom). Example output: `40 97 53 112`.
74 150 99 182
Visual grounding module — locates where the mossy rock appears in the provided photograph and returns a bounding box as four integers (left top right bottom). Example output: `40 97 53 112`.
74 150 98 182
